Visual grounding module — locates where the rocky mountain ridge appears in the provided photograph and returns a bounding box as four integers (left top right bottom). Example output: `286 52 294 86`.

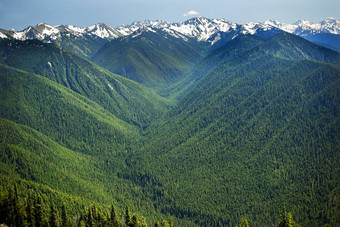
1 17 339 44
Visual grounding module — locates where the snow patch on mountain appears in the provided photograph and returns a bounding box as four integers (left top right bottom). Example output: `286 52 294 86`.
2 17 339 47
264 20 298 33
0 32 7 39
265 17 340 36
65 25 86 34
169 17 236 41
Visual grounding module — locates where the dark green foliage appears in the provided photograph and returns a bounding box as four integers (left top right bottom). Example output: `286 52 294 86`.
140 216 148 227
34 196 46 227
238 217 249 227
0 63 140 156
27 192 35 227
61 204 70 227
279 206 300 227
164 35 265 99
110 205 119 227
125 206 131 227
161 219 170 227
5 187 25 227
92 29 205 92
124 33 340 226
50 204 60 227
130 213 139 227
87 207 94 227
0 39 171 128
0 186 156 227
0 31 339 227
154 221 160 227
248 33 340 65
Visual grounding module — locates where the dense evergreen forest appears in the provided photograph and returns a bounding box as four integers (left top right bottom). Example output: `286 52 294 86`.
0 31 339 226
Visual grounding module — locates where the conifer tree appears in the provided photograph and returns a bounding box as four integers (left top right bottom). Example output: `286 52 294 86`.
49 204 60 227
78 214 86 227
279 206 300 227
34 196 45 227
26 192 35 227
154 221 160 227
6 188 16 226
130 213 139 227
61 204 69 227
239 217 249 227
168 218 174 227
161 219 170 227
110 205 119 227
87 207 94 227
14 186 25 227
140 216 148 227
124 206 131 227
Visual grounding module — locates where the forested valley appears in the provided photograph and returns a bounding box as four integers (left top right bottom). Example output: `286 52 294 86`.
0 26 339 227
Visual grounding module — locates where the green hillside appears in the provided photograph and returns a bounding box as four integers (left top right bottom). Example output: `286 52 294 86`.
0 32 339 227
0 39 171 128
92 29 206 92
164 35 265 100
0 64 182 226
124 34 340 226
0 117 176 226
0 63 140 155
254 33 340 64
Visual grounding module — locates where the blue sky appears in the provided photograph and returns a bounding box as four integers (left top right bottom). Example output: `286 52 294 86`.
0 0 339 30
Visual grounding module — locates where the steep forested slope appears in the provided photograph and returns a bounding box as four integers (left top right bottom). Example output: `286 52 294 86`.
0 41 176 225
0 31 339 227
0 63 180 226
92 28 206 92
123 34 340 226
165 35 265 99
0 39 170 128
0 64 140 155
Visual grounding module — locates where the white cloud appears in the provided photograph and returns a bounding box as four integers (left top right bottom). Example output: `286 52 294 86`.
183 10 199 17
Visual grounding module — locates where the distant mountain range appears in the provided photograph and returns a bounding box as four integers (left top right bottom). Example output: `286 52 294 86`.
1 17 339 53
2 17 338 92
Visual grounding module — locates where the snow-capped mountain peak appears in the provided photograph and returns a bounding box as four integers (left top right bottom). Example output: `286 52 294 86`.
2 17 339 50
8 23 122 42
169 17 236 41
264 19 298 33
85 23 121 39
13 23 60 41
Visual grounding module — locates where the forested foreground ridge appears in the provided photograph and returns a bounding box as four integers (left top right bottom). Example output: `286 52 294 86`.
0 22 340 227
0 181 300 227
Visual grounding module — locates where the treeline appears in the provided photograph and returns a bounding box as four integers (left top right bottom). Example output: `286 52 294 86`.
0 186 175 227
0 185 301 227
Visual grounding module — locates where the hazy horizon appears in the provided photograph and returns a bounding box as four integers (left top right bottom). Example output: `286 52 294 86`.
0 0 339 30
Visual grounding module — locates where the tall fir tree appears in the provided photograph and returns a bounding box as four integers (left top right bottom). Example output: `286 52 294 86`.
6 188 17 226
34 196 45 227
26 192 35 227
110 205 119 227
239 217 249 227
14 186 25 227
49 204 60 227
154 221 160 227
130 213 139 227
87 207 95 227
161 219 170 227
140 216 148 227
168 218 174 227
279 206 300 227
77 214 86 227
125 206 131 227
61 204 69 227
